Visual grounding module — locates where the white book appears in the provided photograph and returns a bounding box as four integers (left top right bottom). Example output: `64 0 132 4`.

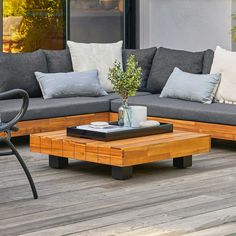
76 125 134 134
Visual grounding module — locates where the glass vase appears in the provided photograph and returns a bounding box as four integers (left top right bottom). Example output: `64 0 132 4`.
118 99 132 127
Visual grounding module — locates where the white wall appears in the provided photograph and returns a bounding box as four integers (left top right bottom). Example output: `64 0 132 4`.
140 0 233 51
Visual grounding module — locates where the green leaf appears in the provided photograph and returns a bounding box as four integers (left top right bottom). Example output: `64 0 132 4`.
108 54 142 99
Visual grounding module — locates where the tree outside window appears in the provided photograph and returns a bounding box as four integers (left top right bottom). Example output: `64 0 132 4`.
3 0 66 53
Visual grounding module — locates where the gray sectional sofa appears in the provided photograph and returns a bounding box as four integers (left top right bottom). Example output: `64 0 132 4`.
1 47 236 140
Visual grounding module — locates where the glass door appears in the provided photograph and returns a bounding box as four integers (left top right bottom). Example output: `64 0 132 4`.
68 0 125 45
3 0 66 53
1 0 137 52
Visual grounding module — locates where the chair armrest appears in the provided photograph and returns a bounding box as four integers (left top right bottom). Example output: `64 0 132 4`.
0 89 29 132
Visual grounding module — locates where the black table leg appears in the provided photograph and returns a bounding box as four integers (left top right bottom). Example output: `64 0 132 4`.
112 166 133 180
49 155 68 169
173 156 192 169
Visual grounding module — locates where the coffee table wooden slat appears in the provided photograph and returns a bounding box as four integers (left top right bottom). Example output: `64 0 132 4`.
30 130 211 179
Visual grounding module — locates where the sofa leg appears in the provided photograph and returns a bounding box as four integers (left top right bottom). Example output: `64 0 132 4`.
49 155 68 169
112 166 133 180
173 156 192 169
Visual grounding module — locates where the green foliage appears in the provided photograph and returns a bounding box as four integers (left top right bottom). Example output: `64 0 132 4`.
232 14 236 42
3 0 26 16
108 55 142 100
3 0 64 52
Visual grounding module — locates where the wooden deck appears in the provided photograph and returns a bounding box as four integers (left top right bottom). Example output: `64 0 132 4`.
0 137 236 236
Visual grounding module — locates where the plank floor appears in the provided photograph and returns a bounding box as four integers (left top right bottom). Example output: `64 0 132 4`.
0 137 236 236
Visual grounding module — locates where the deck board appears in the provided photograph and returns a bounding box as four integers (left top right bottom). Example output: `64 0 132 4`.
0 138 236 235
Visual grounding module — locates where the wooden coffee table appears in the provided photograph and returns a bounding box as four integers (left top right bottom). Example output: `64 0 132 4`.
30 130 210 180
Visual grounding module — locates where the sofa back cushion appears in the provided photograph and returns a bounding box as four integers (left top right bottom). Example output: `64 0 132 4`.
67 40 123 92
211 46 236 104
122 47 157 90
0 50 48 97
147 47 205 94
202 49 214 74
42 49 73 73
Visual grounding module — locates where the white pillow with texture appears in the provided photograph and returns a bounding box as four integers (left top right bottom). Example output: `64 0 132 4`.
211 46 236 104
67 41 123 92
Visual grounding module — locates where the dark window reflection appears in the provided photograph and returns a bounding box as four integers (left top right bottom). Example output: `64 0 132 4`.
69 0 124 43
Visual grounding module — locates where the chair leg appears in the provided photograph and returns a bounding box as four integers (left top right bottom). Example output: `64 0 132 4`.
6 140 38 199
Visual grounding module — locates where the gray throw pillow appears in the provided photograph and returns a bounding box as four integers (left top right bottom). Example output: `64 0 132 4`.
122 47 157 90
0 50 48 97
35 70 108 99
42 49 73 73
147 47 205 94
160 67 221 104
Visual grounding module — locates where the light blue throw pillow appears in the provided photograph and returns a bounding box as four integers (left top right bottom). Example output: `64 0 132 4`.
160 67 221 104
35 70 108 99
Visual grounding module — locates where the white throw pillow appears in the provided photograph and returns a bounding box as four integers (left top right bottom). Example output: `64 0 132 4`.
67 41 123 92
211 46 236 104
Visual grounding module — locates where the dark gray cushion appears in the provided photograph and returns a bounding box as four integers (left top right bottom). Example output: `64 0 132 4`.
123 47 157 90
42 49 73 73
111 94 236 126
0 92 151 122
0 50 48 97
202 49 214 74
147 47 205 94
106 91 151 101
0 97 110 122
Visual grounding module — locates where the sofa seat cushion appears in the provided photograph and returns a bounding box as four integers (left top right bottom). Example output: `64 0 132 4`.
107 92 151 101
0 97 110 122
0 92 150 122
111 95 236 126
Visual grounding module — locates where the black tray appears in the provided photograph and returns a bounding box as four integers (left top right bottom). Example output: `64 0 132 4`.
67 122 173 141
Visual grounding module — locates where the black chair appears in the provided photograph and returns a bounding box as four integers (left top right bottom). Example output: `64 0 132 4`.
0 89 38 199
